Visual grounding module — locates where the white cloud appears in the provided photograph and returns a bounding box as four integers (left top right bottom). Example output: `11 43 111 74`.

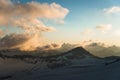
104 6 120 14
96 24 112 33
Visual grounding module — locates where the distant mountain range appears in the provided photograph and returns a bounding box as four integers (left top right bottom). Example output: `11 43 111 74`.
0 47 99 60
0 47 119 67
1 47 120 80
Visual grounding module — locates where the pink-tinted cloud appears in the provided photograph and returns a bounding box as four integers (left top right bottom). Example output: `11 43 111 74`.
0 0 69 51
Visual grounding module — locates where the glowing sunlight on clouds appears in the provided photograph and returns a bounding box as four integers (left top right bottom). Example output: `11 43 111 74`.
0 0 69 51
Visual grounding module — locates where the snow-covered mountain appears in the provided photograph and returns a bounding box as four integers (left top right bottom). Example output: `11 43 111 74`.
0 47 120 80
47 47 105 67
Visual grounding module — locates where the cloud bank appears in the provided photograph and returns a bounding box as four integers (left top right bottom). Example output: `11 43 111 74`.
0 0 69 51
84 42 120 57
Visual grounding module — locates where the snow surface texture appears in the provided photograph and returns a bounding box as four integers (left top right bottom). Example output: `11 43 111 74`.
0 47 120 80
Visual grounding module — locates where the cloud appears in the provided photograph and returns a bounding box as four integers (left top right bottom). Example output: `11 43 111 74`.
0 33 31 49
84 42 120 57
12 18 56 33
0 0 69 32
81 24 112 36
0 0 69 51
96 24 112 33
39 43 78 52
41 43 61 50
0 33 43 51
81 29 94 35
104 6 120 14
58 43 79 52
0 1 69 19
36 42 120 57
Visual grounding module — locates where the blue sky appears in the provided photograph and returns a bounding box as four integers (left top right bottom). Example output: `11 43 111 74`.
7 0 120 45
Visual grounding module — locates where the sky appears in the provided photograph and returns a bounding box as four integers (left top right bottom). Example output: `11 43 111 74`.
0 0 120 51
19 0 120 45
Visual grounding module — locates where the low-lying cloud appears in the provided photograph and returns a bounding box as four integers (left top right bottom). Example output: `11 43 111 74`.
0 33 42 51
84 42 120 57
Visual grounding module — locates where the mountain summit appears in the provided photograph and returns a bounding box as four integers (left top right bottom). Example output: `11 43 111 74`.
61 47 97 59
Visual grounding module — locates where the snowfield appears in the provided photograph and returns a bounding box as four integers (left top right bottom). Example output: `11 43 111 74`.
0 47 120 80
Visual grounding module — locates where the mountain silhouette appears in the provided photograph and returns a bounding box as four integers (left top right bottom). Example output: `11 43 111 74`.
0 47 99 59
59 47 99 59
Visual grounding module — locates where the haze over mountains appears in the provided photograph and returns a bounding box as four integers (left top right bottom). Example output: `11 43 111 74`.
0 42 120 57
0 0 120 80
0 46 120 80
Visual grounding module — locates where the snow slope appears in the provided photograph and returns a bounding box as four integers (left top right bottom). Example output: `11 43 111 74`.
0 47 120 80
